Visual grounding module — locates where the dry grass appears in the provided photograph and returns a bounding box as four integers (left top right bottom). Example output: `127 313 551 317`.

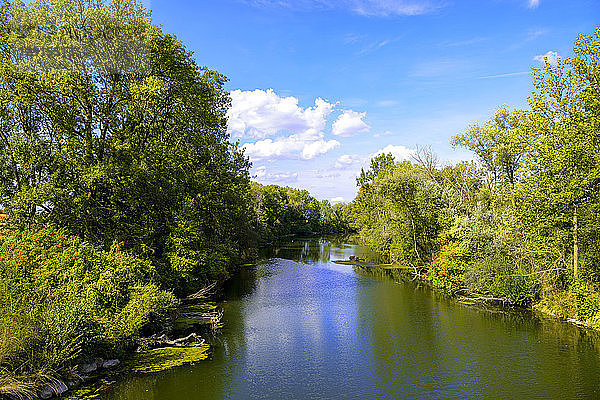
0 374 37 400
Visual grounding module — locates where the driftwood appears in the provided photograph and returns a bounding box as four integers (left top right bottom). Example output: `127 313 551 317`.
458 295 507 303
185 282 218 301
180 309 223 322
138 333 205 351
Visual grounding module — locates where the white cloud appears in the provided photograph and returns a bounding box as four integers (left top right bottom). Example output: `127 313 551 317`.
533 50 559 66
251 165 299 184
478 71 529 79
332 110 370 137
528 0 540 9
268 171 298 182
335 154 363 169
227 89 333 140
358 39 392 55
255 165 267 178
242 138 302 160
352 0 440 16
302 139 341 160
330 196 344 203
373 144 415 161
373 130 393 138
242 137 340 161
231 89 343 162
376 100 399 107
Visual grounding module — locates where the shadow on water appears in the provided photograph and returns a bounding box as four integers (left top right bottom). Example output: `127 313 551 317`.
94 235 600 400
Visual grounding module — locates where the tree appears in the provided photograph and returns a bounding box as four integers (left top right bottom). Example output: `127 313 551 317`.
452 106 529 205
356 153 396 189
518 26 600 279
0 0 254 288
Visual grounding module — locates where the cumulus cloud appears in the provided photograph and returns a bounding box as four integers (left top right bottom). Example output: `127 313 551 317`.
334 154 363 169
227 89 333 140
231 89 344 161
533 50 559 66
242 137 340 161
332 110 370 137
373 144 415 161
528 0 540 9
302 139 341 160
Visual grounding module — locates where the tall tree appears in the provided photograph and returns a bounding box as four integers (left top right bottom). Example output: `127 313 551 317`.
0 0 253 287
519 27 600 278
452 106 529 204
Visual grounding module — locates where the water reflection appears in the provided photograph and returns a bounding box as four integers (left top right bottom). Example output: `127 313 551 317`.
98 236 600 400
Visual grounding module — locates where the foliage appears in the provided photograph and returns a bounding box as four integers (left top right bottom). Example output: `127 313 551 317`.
349 27 600 313
427 240 470 291
0 226 178 376
570 279 600 321
0 0 254 290
250 183 352 242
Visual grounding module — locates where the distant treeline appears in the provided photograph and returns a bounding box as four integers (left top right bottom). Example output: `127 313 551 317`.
250 182 352 242
349 27 600 323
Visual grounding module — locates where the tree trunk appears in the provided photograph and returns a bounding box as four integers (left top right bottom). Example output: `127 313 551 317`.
573 204 579 279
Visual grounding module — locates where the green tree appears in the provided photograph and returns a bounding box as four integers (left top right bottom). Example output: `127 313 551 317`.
0 0 254 288
519 26 600 279
452 106 529 205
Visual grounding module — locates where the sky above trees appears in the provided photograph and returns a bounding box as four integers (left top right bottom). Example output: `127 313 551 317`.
149 0 598 203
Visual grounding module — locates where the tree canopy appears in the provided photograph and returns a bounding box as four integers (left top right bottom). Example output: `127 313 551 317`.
0 0 254 289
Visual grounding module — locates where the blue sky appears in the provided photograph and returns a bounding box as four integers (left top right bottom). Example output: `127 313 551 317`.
149 0 599 203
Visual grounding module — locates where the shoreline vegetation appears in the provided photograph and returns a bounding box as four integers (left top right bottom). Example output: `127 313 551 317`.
0 0 598 398
347 26 600 330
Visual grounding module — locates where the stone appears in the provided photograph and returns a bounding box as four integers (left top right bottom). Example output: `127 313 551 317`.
38 381 68 399
80 362 97 373
102 359 120 368
39 387 54 399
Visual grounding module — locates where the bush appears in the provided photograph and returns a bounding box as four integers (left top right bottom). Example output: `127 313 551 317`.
463 249 540 306
491 275 540 306
0 226 179 375
570 279 600 321
427 240 470 291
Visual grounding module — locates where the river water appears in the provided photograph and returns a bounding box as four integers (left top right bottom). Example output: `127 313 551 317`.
100 236 600 399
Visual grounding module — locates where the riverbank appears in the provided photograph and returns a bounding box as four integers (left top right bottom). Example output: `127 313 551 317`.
349 255 600 333
0 226 229 400
0 293 222 400
86 235 600 400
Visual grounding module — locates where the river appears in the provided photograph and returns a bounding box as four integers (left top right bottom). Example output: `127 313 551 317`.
99 236 600 399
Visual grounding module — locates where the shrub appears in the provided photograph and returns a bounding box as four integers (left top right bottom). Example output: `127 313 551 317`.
570 279 600 321
0 226 179 375
491 275 540 306
427 240 470 291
